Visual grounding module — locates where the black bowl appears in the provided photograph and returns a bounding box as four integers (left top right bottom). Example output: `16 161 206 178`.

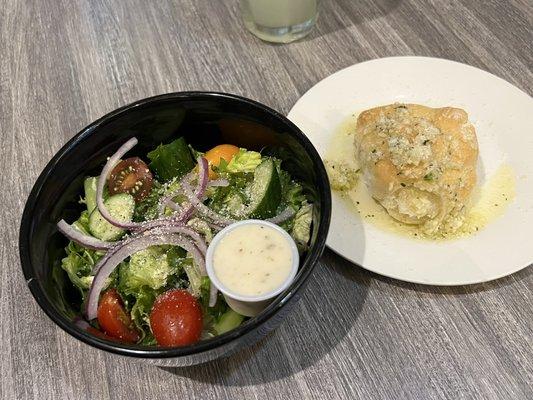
19 92 331 366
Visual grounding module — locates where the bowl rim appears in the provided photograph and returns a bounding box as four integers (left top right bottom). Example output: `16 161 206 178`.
19 91 331 359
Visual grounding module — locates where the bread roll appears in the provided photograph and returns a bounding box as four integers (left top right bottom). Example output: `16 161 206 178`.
355 103 478 233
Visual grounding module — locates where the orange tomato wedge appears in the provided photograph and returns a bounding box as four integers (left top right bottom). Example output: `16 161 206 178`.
203 144 239 179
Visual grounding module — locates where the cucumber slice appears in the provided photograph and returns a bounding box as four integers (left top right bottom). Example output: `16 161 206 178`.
248 158 281 218
89 193 135 241
84 177 98 214
214 309 244 335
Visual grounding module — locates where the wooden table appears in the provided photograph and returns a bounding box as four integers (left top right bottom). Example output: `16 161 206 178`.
2 1 532 399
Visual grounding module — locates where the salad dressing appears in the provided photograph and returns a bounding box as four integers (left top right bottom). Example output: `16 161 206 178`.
213 224 293 296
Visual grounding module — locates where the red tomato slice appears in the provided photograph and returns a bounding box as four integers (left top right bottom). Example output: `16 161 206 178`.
150 289 203 347
108 157 153 202
97 289 140 343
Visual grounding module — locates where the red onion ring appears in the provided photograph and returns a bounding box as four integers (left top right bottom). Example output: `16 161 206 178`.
157 194 180 215
73 316 91 330
95 138 144 230
156 158 209 221
208 178 229 187
181 179 236 227
150 225 207 255
91 224 207 274
86 233 205 320
209 285 218 307
196 157 209 196
57 220 114 251
206 221 224 233
267 206 296 225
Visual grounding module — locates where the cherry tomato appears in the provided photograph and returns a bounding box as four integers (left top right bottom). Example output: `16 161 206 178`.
149 289 203 347
97 289 140 343
108 157 153 202
204 144 239 179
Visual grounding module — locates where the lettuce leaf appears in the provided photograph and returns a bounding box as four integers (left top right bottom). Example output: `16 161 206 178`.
291 203 313 251
72 210 91 234
61 243 97 294
277 164 307 211
119 246 176 293
129 286 157 334
147 137 195 182
222 149 261 174
60 211 105 297
205 171 251 218
133 180 164 222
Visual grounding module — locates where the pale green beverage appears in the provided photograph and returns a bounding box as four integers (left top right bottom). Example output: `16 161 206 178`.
240 0 319 43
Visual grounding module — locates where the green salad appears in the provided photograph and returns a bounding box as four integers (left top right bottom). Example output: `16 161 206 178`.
57 137 312 346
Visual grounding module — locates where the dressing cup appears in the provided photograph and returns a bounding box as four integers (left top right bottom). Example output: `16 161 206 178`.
206 220 300 317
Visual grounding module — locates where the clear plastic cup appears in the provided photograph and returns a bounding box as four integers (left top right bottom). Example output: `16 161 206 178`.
240 0 320 43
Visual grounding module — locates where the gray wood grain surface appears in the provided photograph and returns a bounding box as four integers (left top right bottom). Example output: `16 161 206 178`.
1 0 532 399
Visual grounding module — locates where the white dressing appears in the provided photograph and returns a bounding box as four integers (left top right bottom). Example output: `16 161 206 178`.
212 223 293 297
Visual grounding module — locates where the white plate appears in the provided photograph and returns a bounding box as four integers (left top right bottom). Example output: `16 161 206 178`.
288 57 533 285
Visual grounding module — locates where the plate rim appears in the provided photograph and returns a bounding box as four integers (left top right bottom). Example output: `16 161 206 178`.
291 56 533 107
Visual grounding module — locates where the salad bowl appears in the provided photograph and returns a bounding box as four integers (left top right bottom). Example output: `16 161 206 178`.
19 92 331 366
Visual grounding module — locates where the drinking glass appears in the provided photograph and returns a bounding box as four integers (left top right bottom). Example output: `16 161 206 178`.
240 0 320 43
